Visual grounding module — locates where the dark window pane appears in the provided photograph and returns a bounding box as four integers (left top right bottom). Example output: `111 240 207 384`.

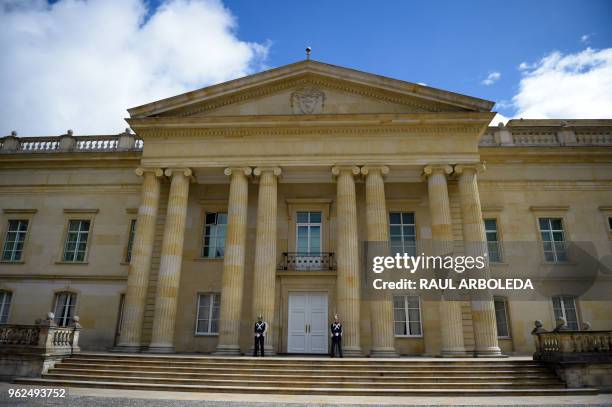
296 212 308 223
389 212 401 224
402 213 414 224
539 219 550 230
550 218 563 230
309 212 322 223
205 213 217 225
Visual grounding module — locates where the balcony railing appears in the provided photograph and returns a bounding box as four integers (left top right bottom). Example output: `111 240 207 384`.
0 130 143 154
277 252 336 271
533 327 612 363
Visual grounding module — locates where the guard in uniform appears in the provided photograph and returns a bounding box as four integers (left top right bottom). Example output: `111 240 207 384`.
253 314 267 357
330 313 343 358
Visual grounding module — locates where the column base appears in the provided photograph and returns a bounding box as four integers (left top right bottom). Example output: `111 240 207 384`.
111 345 142 353
148 345 175 353
342 346 364 357
475 347 505 357
369 347 398 358
213 344 242 356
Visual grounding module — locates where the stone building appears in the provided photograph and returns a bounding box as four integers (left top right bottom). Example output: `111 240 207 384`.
1 60 611 357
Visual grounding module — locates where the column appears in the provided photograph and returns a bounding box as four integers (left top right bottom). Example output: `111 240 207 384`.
332 165 362 356
423 164 465 357
149 168 192 353
115 167 162 351
455 163 502 357
361 165 398 357
215 167 252 355
251 167 281 355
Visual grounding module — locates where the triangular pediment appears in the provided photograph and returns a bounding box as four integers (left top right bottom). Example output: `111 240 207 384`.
128 60 493 119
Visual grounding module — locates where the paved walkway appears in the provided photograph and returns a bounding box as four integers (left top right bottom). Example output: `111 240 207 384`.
1 383 611 406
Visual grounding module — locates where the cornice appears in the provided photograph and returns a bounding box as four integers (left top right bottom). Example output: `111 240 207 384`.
0 274 127 281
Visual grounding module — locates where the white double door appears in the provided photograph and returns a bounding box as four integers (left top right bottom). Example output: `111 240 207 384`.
287 292 328 354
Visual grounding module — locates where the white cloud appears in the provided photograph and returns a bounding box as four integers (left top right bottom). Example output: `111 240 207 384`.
0 0 269 135
489 112 510 127
512 48 612 119
481 71 501 86
580 34 590 44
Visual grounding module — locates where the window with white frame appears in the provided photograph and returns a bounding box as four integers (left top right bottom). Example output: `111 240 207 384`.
484 219 502 263
2 219 29 262
494 296 510 338
389 212 416 256
552 295 579 330
125 219 137 263
195 293 221 334
202 213 227 258
296 212 322 254
538 218 567 262
0 291 12 324
393 295 422 336
63 220 90 262
54 292 77 327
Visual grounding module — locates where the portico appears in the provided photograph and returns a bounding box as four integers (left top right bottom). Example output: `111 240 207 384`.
109 59 502 356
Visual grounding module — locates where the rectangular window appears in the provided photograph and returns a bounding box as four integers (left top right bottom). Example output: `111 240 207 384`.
202 212 227 258
608 217 612 232
389 212 416 256
538 218 567 263
552 295 579 330
195 293 221 334
54 292 77 327
0 291 12 324
2 219 29 262
393 295 422 337
63 220 90 262
494 297 510 338
296 211 322 254
125 219 137 263
484 219 502 263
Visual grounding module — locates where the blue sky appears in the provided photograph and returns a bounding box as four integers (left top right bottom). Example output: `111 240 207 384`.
221 0 612 119
1 0 611 134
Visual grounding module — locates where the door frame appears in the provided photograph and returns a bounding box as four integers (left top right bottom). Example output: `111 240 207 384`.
286 290 329 354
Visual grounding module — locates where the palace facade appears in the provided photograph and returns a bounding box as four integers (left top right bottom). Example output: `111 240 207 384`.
1 60 611 357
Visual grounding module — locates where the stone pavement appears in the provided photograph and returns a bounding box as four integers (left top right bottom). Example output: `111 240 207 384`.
1 383 612 406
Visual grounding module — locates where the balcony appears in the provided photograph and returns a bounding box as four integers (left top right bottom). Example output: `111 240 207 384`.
277 252 336 271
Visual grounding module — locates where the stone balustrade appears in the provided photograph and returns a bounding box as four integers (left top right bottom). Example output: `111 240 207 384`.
481 121 612 147
0 313 81 379
0 129 143 153
534 330 612 363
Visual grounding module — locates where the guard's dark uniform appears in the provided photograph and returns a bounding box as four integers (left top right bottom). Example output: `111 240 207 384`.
330 321 343 358
253 321 267 357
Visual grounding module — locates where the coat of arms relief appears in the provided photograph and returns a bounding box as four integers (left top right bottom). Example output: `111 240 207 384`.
290 86 326 114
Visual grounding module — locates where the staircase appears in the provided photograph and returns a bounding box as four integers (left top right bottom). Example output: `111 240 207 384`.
15 353 598 396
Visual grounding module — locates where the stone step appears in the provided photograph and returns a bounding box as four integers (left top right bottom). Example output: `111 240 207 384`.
58 362 552 375
63 357 547 369
55 362 554 376
39 373 568 389
14 378 599 397
48 368 562 383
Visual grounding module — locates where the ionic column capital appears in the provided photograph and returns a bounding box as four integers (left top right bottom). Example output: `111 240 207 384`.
454 162 486 175
331 165 360 177
164 167 193 178
135 167 163 177
253 166 282 177
360 165 389 176
224 167 253 177
423 164 453 178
